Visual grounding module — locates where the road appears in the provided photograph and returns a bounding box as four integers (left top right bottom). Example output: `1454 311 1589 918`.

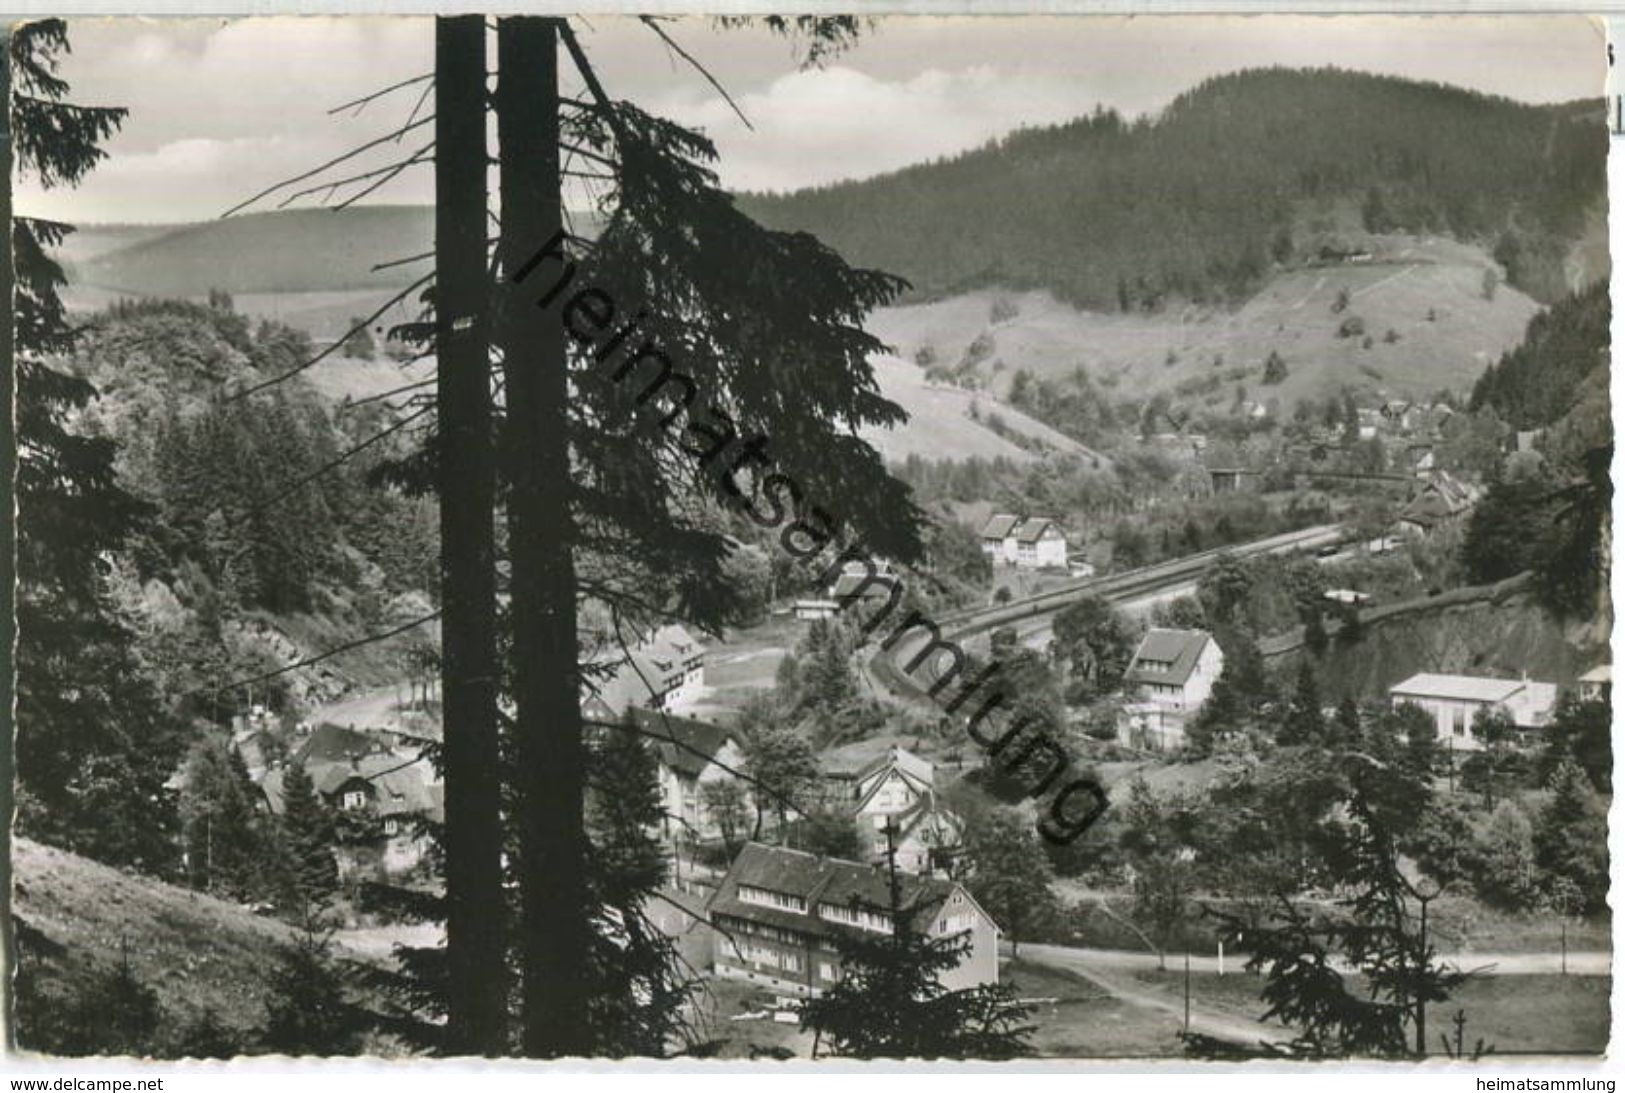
1022 941 1612 979
1018 940 1612 1049
1021 942 1287 1047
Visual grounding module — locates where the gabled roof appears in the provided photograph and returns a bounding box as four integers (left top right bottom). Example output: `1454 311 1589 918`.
1579 664 1612 685
707 842 978 940
980 513 1022 540
851 747 936 809
1014 517 1061 544
1123 628 1214 688
586 624 707 714
628 707 738 781
292 723 379 766
831 571 900 601
1389 672 1527 703
260 752 440 821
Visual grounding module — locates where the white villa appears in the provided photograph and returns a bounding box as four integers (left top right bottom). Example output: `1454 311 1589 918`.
1118 629 1225 751
979 513 1068 569
1388 672 1559 751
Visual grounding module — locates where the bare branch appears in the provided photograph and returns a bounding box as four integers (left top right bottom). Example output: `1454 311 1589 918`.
220 113 435 218
226 271 436 402
329 72 433 116
341 374 438 412
250 403 435 514
637 15 753 131
275 141 434 208
196 610 443 697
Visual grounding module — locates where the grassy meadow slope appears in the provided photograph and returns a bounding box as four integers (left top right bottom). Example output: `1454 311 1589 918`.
868 234 1542 408
864 354 1106 464
13 837 400 1051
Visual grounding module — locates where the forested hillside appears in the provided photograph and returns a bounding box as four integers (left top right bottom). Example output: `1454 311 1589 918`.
1470 278 1610 432
82 295 436 680
740 68 1605 309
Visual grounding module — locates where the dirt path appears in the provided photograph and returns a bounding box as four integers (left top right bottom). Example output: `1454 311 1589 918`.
1021 942 1285 1047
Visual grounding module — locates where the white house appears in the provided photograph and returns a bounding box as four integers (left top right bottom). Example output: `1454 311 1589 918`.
1013 517 1069 569
1123 628 1225 713
819 744 961 875
979 514 1021 562
1388 672 1559 751
588 623 706 715
708 843 1001 997
1578 664 1611 702
627 708 757 843
979 513 1068 569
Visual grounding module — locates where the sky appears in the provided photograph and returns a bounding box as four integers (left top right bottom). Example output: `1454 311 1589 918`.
13 14 1608 224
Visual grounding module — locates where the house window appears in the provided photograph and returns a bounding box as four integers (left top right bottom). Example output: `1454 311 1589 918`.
1451 707 1467 737
342 790 366 811
819 961 839 982
383 817 400 836
738 885 807 914
818 902 893 934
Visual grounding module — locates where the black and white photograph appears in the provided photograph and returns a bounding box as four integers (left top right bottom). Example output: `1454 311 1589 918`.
5 12 1614 1063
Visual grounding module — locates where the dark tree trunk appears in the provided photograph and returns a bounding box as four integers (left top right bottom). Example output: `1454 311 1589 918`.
496 16 592 1058
435 14 507 1056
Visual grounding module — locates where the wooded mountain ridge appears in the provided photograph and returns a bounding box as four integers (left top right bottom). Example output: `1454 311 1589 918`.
739 67 1607 309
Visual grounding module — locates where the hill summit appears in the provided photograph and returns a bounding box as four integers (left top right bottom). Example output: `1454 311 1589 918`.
739 67 1606 310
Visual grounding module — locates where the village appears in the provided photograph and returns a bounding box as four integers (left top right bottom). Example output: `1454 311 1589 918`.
200 388 1609 1049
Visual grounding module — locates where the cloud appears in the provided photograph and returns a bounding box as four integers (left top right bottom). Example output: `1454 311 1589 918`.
657 63 1098 192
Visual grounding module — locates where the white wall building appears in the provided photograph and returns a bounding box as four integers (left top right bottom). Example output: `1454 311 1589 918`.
1388 672 1558 751
1123 628 1225 712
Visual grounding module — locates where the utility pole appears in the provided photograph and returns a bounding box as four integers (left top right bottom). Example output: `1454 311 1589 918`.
435 14 508 1056
1183 949 1191 1035
496 16 592 1057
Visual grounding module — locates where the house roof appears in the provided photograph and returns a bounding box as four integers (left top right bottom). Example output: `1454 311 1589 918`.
1123 628 1214 688
1014 517 1061 544
628 707 738 781
587 623 706 714
260 752 441 821
1389 672 1527 704
830 571 901 601
292 722 380 766
980 513 1021 540
706 842 979 941
1579 664 1611 685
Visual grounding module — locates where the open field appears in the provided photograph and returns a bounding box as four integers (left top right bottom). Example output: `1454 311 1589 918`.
1127 967 1611 1056
865 235 1540 410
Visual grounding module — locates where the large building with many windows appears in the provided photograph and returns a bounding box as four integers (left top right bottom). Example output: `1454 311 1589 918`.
706 842 1000 996
1388 672 1558 751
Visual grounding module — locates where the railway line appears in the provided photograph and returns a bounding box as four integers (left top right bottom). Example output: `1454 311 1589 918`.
869 523 1343 711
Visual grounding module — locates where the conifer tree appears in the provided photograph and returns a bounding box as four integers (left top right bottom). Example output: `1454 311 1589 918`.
1279 659 1324 746
11 19 181 874
1533 759 1608 914
262 906 368 1056
799 831 1034 1059
278 761 339 911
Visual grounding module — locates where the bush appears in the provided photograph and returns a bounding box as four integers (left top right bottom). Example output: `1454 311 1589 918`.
1338 316 1367 339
